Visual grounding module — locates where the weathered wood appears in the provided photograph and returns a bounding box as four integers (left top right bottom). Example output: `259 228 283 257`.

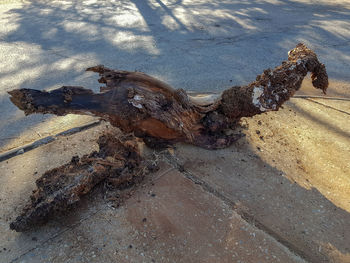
9 43 328 149
10 131 148 232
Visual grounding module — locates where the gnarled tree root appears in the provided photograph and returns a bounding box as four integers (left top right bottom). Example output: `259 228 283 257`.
8 43 328 231
8 43 328 150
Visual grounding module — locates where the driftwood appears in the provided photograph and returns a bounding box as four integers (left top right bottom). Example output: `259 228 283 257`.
9 132 152 232
9 43 328 149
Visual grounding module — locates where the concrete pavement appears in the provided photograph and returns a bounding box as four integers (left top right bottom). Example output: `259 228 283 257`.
172 97 350 262
0 124 306 263
1 0 350 151
0 95 349 262
1 0 350 262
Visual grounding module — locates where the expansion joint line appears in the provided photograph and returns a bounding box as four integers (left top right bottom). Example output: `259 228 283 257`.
292 95 350 115
162 152 311 263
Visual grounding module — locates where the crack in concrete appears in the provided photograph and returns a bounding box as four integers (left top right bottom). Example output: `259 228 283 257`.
304 98 350 116
0 120 101 162
8 206 106 263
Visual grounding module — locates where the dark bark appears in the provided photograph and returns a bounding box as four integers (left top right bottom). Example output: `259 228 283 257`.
10 132 147 232
9 43 328 149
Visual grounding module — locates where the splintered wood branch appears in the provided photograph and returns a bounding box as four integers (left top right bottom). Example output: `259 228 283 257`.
8 43 328 150
10 132 148 232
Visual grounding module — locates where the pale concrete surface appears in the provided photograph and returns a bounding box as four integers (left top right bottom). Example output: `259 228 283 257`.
0 123 106 263
0 126 305 263
1 0 350 151
1 1 350 262
173 98 350 262
0 97 348 263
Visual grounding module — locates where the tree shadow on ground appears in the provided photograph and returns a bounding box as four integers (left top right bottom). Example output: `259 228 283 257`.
1 0 350 151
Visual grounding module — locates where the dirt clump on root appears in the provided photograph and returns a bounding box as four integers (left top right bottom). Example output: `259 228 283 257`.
10 131 156 232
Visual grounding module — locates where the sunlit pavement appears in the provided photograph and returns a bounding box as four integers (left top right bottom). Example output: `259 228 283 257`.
0 1 349 262
1 0 350 152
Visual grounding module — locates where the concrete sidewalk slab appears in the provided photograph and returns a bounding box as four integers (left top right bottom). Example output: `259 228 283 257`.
0 141 305 263
173 99 350 262
0 123 108 263
0 92 348 263
70 165 304 263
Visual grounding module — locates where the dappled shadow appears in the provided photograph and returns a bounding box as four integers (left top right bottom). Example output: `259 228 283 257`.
1 0 350 151
1 0 350 150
